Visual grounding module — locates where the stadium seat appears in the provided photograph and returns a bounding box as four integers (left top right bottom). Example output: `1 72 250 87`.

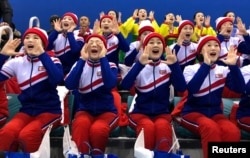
222 98 250 139
7 93 75 137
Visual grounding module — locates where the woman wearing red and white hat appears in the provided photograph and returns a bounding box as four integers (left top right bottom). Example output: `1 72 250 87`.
121 32 186 152
0 27 64 152
170 20 198 71
65 34 119 155
47 12 84 76
180 35 244 158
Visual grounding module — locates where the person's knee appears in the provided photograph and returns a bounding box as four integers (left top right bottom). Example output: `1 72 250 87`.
137 121 154 133
18 128 39 144
18 128 41 152
221 123 240 141
0 126 18 140
90 123 110 137
199 121 220 136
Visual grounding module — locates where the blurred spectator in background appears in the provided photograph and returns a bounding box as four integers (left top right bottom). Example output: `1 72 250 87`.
47 14 60 35
0 0 13 29
0 0 21 42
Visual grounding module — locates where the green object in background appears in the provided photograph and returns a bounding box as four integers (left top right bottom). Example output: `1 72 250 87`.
119 50 125 64
131 35 138 43
166 39 176 46
7 94 21 122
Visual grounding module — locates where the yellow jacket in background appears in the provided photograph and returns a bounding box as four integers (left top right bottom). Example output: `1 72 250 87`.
191 26 217 43
160 22 179 46
121 17 160 41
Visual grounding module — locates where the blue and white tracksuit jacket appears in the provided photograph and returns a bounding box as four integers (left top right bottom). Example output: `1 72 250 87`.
121 60 186 116
182 63 245 117
103 33 130 69
124 41 142 67
216 34 250 67
64 57 118 116
0 53 64 116
170 42 198 71
47 30 84 75
237 65 250 119
124 41 166 67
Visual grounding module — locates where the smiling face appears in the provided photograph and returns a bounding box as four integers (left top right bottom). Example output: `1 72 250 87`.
201 40 220 63
23 33 43 55
100 17 112 33
61 15 75 30
146 37 164 60
180 25 194 40
87 37 104 61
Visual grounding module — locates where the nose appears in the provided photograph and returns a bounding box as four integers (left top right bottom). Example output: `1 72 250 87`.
211 45 216 50
92 41 98 46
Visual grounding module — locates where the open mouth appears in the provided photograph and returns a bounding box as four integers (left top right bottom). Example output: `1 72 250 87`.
91 49 98 53
63 23 69 27
185 34 191 38
27 45 34 49
209 52 217 57
226 30 231 34
152 50 160 54
104 26 109 30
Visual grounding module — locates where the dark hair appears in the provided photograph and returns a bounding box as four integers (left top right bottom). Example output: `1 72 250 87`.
49 15 60 23
138 8 147 16
107 10 118 20
164 13 174 20
223 11 234 17
193 11 203 20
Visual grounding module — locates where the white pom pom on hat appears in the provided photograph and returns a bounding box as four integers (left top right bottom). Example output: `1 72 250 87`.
138 20 154 36
215 17 233 31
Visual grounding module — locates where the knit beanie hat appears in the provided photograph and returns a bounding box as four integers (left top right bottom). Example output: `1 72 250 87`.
196 35 221 54
178 20 194 34
100 15 113 23
215 17 233 31
86 34 107 49
23 27 48 48
143 32 166 49
62 12 78 24
138 20 154 37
